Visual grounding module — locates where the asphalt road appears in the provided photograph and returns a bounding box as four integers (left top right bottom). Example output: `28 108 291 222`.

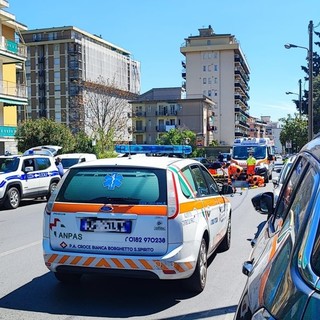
0 182 274 320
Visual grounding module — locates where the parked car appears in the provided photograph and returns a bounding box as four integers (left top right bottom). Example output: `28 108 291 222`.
43 145 234 292
272 154 297 204
234 136 320 319
58 153 97 173
0 154 60 209
273 154 283 172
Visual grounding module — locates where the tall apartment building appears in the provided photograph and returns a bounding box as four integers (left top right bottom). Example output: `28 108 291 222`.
180 26 250 146
0 0 27 154
130 87 215 146
20 26 140 134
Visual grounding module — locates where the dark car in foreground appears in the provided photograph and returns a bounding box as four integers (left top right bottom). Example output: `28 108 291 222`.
234 136 320 319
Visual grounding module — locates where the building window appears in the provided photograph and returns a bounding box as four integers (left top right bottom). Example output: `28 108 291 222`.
213 52 218 59
208 77 212 84
203 65 206 72
203 53 207 59
208 53 212 59
203 90 207 96
214 65 218 71
208 90 212 97
214 91 218 96
214 77 218 84
203 78 207 84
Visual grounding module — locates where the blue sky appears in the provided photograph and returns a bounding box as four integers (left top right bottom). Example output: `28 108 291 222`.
9 0 320 122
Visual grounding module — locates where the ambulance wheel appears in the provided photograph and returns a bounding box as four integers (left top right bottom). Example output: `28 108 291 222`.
187 238 207 293
218 214 231 252
54 271 82 283
4 187 20 209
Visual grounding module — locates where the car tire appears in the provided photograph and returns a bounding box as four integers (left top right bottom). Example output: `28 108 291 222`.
54 271 82 283
218 214 231 252
4 187 20 209
186 238 207 293
46 181 58 200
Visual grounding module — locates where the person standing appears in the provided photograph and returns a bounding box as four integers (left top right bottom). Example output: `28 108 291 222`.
55 157 64 177
246 152 256 177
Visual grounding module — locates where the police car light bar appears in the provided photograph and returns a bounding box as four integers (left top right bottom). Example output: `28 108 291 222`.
115 145 192 155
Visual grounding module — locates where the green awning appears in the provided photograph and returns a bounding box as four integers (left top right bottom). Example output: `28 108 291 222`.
0 98 28 105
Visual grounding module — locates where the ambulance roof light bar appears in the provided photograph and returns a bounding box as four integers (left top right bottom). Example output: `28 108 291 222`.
115 144 192 155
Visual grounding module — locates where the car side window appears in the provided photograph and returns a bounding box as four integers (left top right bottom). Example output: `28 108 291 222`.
272 156 309 233
190 165 209 197
35 157 51 170
278 166 316 239
200 165 220 195
23 159 34 171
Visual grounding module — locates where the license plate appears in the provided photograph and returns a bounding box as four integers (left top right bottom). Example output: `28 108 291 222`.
80 218 132 233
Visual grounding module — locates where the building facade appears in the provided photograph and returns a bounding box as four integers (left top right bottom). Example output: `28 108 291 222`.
20 26 140 135
0 0 27 154
180 26 250 146
130 87 215 146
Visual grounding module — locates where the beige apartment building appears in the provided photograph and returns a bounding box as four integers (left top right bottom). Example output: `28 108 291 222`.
20 26 141 135
130 87 215 146
0 0 27 154
180 26 250 146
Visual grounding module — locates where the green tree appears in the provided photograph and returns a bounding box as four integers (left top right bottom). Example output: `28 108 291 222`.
73 131 96 154
15 118 75 153
279 114 308 153
156 128 197 156
313 74 320 135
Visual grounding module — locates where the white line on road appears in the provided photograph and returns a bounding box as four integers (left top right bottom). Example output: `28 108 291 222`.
0 240 41 257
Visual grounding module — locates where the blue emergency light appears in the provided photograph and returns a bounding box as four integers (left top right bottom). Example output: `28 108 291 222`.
115 144 192 155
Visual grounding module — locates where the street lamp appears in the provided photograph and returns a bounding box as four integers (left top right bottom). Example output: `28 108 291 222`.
284 20 314 141
285 79 302 117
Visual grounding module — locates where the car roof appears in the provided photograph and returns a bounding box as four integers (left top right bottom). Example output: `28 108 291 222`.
58 153 96 158
68 156 200 170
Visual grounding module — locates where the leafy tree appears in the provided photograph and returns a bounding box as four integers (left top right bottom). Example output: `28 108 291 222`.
156 128 197 156
73 131 96 154
15 118 75 153
298 30 320 135
313 74 320 135
279 114 308 153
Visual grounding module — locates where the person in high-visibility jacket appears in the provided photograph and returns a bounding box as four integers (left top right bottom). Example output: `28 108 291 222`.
246 152 256 176
247 175 265 187
228 163 243 192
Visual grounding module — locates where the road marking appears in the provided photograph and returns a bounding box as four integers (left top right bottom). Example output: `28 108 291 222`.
0 240 41 257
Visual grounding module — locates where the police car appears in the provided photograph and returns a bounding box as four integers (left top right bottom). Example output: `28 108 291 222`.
0 154 61 209
43 145 233 292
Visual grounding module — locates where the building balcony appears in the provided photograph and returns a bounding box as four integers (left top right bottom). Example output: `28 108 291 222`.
156 110 178 116
0 0 9 9
156 124 177 132
0 80 27 105
0 37 27 63
134 126 146 133
132 111 146 117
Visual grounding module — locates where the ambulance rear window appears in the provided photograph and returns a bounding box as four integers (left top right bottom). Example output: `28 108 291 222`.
55 167 167 205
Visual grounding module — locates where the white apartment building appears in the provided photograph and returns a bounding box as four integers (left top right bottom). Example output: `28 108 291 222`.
180 25 250 146
20 26 141 136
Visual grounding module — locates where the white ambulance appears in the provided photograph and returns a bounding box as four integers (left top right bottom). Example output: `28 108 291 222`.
43 145 233 292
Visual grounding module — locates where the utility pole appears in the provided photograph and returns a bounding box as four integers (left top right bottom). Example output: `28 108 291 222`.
308 20 313 141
